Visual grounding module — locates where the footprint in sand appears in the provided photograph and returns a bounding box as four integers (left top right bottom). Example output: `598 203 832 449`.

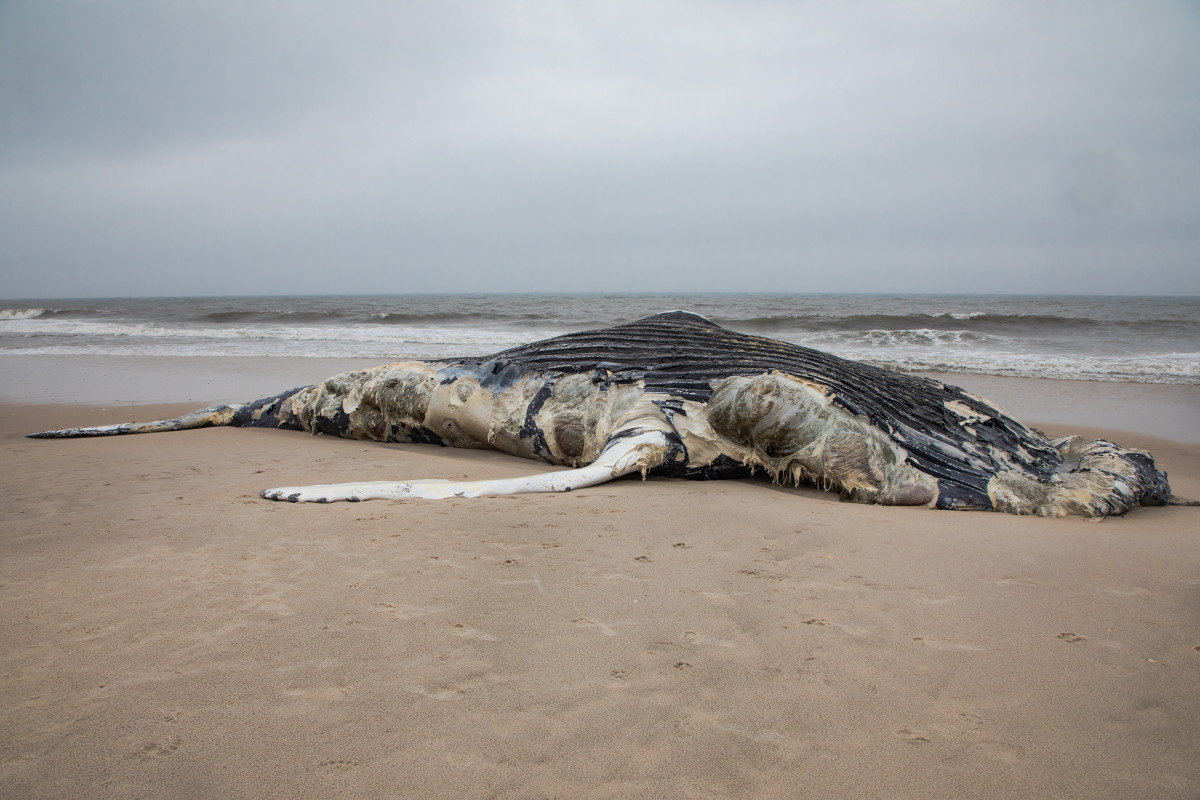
898 588 958 605
700 591 736 608
953 712 1023 763
405 685 466 701
573 618 618 636
986 576 1040 587
802 618 868 636
681 630 736 648
897 715 1021 762
373 603 450 621
283 685 355 701
136 737 183 760
912 636 986 652
451 623 498 641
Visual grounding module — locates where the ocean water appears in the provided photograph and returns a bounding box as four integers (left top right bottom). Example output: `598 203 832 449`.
1 294 1197 385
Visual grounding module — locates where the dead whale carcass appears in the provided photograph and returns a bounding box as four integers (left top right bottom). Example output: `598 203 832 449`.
28 312 1181 516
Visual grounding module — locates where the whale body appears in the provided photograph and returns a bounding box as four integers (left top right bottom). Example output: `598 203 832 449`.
29 312 1179 517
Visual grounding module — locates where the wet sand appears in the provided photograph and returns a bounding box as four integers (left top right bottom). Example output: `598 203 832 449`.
2 364 1199 798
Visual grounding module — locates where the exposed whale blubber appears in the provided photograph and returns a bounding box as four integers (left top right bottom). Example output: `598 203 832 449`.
28 312 1187 517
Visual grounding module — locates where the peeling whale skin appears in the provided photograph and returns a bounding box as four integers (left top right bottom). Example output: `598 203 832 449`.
28 312 1180 516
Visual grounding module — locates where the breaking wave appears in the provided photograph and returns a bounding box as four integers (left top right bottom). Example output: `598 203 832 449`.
721 312 1187 336
843 350 1200 385
2 293 1197 384
0 308 47 320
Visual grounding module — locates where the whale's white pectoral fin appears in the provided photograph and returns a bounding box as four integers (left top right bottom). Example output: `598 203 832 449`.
260 431 672 503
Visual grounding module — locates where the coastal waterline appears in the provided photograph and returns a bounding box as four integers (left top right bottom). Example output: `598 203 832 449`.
1 293 1197 385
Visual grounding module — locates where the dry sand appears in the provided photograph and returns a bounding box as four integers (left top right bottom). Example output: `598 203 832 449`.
2 393 1199 798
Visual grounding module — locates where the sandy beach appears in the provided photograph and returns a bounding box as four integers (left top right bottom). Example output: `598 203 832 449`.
2 360 1198 799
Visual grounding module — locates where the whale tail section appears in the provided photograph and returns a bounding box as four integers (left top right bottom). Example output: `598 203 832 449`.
26 386 313 440
25 404 245 439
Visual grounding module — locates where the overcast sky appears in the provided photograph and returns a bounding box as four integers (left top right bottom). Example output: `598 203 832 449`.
1 1 1198 298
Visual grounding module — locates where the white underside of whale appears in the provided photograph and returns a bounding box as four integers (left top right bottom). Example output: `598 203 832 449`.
259 431 673 503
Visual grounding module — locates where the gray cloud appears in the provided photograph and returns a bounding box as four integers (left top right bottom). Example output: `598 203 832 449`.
2 0 1198 297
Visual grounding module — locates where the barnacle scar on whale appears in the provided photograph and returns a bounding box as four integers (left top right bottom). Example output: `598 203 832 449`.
28 312 1188 517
